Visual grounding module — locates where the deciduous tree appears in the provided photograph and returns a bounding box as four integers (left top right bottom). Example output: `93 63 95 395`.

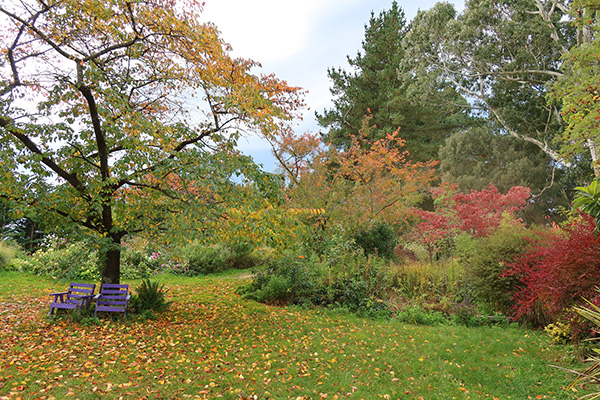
277 116 438 234
0 0 303 283
406 183 531 261
550 0 600 175
438 126 571 221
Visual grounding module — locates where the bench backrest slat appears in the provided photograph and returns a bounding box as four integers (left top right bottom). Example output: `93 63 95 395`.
66 283 95 299
95 283 130 317
67 283 95 297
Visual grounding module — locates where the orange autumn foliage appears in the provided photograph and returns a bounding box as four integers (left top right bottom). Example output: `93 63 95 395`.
276 115 438 231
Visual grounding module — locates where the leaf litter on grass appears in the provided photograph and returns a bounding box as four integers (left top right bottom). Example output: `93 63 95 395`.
0 273 583 399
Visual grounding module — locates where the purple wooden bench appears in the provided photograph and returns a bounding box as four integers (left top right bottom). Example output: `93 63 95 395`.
94 283 130 318
48 282 96 316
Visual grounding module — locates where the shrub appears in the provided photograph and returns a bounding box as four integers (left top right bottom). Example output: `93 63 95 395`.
130 279 171 313
122 247 177 278
399 242 430 263
181 242 232 275
404 184 531 261
505 214 600 324
354 222 396 259
405 211 452 263
177 241 259 276
453 232 477 263
462 222 541 315
251 246 277 266
391 260 464 303
237 252 323 306
0 241 17 271
238 249 393 318
324 256 392 318
228 242 259 270
7 257 34 272
319 232 359 267
395 305 446 326
120 249 159 279
299 224 353 259
23 241 99 280
249 275 292 304
544 321 571 345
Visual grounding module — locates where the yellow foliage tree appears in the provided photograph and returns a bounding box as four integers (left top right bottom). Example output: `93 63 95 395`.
0 0 303 283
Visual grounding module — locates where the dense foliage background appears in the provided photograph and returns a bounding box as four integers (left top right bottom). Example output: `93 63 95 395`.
3 3 600 394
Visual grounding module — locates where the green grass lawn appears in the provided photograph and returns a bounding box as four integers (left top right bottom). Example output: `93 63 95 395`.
0 271 587 399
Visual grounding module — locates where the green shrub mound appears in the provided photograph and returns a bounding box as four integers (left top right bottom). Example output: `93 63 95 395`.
237 251 392 319
178 242 258 276
353 222 396 259
120 249 161 279
18 241 99 281
0 241 17 271
458 224 541 315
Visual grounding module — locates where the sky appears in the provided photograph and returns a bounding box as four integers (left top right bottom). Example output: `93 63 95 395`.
200 0 465 172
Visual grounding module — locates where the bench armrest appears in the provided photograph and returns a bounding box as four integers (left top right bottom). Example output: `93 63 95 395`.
49 292 67 302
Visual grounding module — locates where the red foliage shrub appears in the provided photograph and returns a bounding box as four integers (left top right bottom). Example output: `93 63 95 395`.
505 214 600 322
407 210 451 262
454 185 530 237
406 184 531 258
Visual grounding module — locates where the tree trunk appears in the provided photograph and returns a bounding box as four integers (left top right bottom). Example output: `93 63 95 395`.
29 222 35 252
587 138 600 178
101 234 122 284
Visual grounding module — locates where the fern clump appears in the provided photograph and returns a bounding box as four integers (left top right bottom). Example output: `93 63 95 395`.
131 279 171 313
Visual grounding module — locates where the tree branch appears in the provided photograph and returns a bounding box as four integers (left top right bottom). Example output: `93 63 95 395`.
0 116 87 192
0 5 80 62
488 106 572 168
121 181 185 202
76 79 110 180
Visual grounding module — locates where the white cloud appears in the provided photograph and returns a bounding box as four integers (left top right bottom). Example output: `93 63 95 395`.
200 0 466 170
201 0 360 64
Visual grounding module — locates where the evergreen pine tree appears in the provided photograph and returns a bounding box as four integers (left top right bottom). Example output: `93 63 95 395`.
316 1 466 162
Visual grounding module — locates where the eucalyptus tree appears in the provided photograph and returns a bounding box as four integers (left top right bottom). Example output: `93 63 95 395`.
405 0 580 170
